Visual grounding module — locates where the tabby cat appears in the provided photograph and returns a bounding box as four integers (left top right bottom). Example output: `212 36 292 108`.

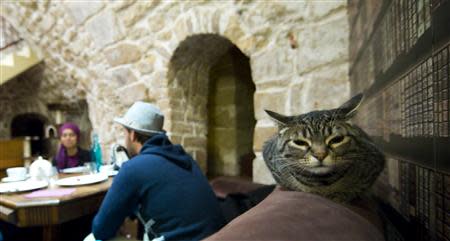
262 94 385 203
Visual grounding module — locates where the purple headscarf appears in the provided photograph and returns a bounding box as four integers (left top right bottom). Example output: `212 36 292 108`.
55 122 81 170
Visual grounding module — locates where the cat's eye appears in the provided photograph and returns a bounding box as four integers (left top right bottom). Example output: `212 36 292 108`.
329 136 344 145
327 135 349 148
289 139 310 149
293 140 309 146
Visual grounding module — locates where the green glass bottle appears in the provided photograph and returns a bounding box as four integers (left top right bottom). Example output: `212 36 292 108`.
91 133 102 172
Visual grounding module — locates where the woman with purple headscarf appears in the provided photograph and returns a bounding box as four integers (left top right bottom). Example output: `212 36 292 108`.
53 122 91 171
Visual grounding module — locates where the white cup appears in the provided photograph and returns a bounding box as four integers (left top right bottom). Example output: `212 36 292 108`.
6 167 27 180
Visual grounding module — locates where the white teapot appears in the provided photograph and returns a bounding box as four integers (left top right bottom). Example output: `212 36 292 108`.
29 156 53 179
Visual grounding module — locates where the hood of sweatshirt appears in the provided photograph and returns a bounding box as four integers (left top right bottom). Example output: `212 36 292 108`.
139 133 192 170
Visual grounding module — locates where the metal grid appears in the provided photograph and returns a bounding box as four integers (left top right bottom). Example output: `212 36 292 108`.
434 172 450 241
433 45 449 137
399 161 412 220
416 166 433 240
349 1 449 240
372 0 432 78
384 81 402 140
398 162 450 241
401 57 435 137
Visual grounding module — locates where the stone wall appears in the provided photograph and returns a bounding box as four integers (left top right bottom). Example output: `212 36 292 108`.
0 65 49 138
2 0 350 184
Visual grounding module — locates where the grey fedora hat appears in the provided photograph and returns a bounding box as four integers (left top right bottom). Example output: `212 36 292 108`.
114 101 165 135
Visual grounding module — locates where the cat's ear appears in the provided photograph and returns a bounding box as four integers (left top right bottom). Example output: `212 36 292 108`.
265 110 290 126
337 93 364 119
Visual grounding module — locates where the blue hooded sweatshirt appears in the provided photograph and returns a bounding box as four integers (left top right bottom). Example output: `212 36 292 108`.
92 134 225 240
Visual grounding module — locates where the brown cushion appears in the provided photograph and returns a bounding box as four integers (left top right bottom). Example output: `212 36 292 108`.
205 188 384 241
210 176 267 199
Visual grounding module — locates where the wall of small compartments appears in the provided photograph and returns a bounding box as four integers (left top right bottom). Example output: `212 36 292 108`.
348 0 449 240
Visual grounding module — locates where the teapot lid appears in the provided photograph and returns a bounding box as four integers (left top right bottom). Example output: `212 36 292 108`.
34 156 49 162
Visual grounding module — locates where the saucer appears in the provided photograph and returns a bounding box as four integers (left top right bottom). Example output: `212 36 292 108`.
0 180 48 193
1 176 28 183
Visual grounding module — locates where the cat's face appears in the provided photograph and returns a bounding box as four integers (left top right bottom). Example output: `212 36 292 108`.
276 119 356 184
263 94 385 201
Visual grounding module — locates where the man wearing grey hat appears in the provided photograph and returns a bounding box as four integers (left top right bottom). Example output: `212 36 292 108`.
91 101 225 241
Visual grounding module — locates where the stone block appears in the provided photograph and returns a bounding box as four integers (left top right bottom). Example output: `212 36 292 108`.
186 107 203 122
254 90 287 120
237 27 271 55
174 18 189 41
167 88 184 99
104 43 142 67
211 9 221 33
119 0 160 27
236 36 257 56
149 88 170 102
85 10 123 49
301 62 350 113
310 1 346 20
61 48 74 62
253 126 277 152
194 124 207 136
252 47 295 82
38 15 55 33
111 0 137 12
107 67 138 88
147 16 165 33
183 136 206 148
166 109 185 122
168 134 182 144
223 15 245 44
155 46 171 60
65 1 103 25
62 28 77 44
255 79 291 90
145 71 168 89
252 154 276 184
136 55 156 74
296 10 348 74
193 150 207 173
288 81 305 114
157 30 173 42
128 27 147 40
116 82 148 106
193 149 207 164
171 122 193 135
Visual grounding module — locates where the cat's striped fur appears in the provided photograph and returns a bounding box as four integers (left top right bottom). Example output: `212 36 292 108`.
263 94 385 203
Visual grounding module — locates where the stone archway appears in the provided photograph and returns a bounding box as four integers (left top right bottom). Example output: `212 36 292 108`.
167 34 255 177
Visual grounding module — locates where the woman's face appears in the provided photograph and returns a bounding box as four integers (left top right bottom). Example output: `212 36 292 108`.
60 128 78 149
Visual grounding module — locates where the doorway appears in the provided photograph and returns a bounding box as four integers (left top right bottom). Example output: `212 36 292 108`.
10 113 47 157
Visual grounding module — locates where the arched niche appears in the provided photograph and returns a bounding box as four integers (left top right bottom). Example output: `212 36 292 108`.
167 34 255 177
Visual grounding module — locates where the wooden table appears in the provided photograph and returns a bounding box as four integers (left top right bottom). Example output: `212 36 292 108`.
0 174 113 241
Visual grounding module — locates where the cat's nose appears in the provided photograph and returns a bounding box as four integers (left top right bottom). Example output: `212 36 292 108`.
313 152 327 161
